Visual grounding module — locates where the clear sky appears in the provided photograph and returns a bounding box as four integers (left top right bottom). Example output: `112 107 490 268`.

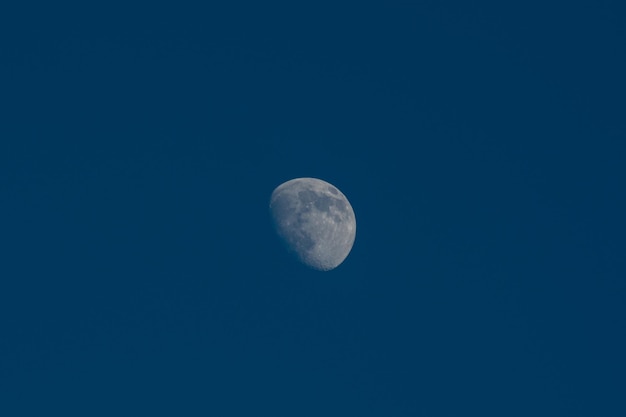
2 2 625 416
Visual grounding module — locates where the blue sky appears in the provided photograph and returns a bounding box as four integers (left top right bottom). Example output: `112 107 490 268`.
2 2 625 415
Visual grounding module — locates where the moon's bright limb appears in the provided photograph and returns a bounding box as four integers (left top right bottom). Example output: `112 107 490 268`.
269 177 356 271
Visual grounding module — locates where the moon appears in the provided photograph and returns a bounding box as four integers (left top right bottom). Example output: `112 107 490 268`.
269 178 356 271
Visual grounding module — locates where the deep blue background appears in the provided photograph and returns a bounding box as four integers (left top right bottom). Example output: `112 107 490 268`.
2 2 625 415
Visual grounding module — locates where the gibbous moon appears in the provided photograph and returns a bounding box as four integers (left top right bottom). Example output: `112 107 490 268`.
269 177 356 271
